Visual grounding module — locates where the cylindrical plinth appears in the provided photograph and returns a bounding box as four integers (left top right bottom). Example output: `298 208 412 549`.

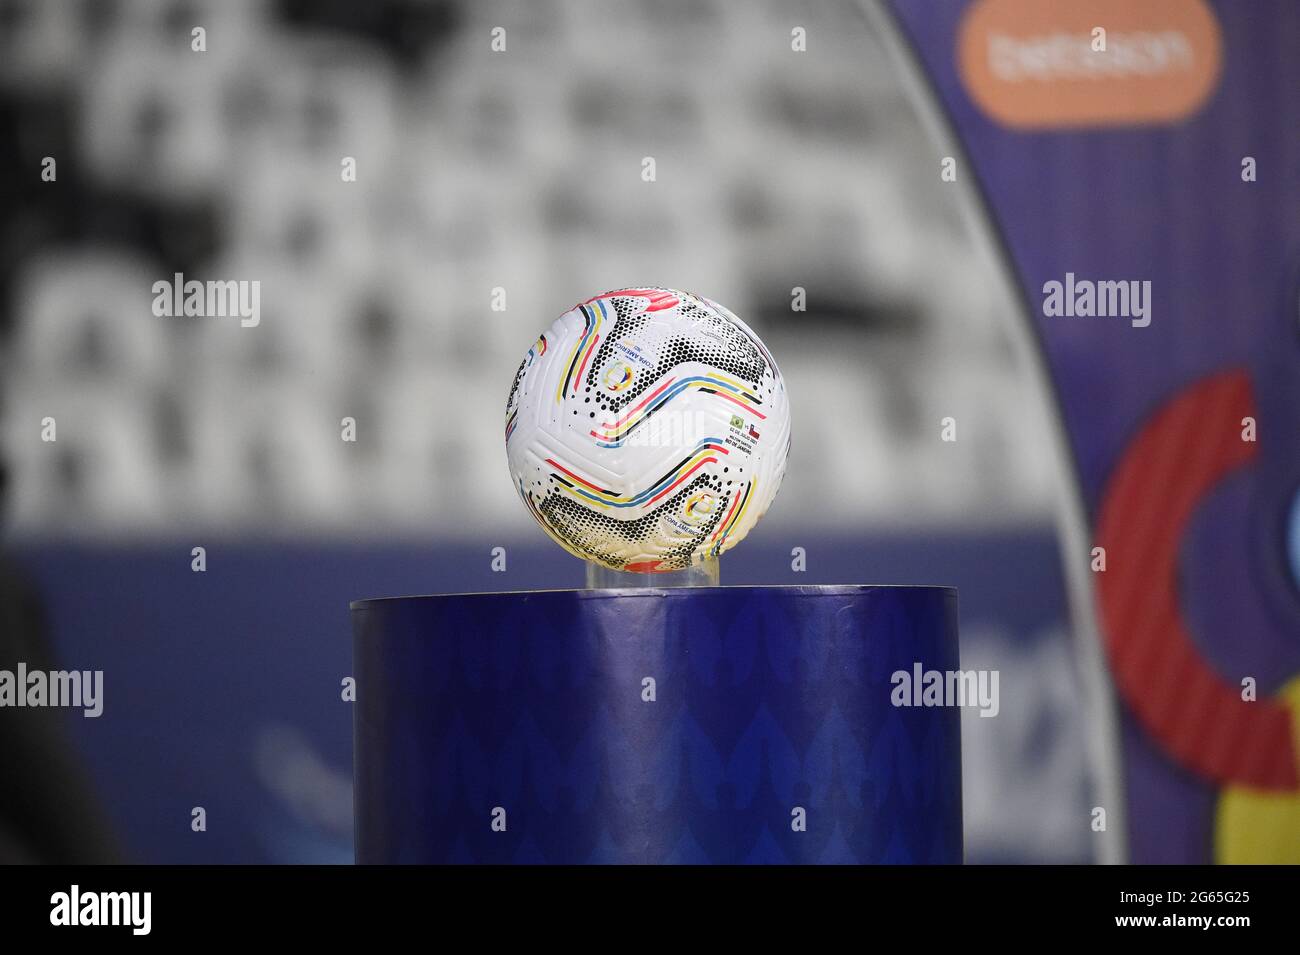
352 585 961 864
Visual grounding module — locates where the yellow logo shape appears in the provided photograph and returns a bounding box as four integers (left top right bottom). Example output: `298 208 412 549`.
603 363 633 392
1215 673 1300 864
682 491 718 526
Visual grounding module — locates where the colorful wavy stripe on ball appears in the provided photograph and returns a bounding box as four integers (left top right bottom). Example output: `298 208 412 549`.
584 288 679 312
590 373 764 447
556 300 606 403
710 480 754 556
546 438 729 509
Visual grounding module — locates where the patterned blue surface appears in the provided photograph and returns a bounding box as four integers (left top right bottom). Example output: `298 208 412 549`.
353 585 962 864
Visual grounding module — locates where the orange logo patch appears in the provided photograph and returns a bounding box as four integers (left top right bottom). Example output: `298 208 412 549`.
958 0 1221 129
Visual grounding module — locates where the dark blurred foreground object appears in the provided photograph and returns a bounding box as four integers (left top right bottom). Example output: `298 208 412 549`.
353 585 962 864
0 556 118 863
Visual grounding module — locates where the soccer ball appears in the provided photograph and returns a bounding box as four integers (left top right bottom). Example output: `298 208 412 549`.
504 287 791 572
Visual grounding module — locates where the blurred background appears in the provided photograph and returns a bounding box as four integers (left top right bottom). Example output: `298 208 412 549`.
1 0 1296 864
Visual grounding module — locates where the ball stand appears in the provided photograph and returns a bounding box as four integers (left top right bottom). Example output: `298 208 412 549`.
351 576 962 863
585 554 720 588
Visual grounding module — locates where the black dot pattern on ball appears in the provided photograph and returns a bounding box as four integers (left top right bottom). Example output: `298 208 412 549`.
585 295 770 414
538 473 731 571
504 354 528 414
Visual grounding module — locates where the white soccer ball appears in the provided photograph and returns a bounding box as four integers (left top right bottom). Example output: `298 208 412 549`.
504 287 791 572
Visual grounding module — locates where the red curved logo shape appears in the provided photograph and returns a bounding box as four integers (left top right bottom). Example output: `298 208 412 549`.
1096 369 1297 790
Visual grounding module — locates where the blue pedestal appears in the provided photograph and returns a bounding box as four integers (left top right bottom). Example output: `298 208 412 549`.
351 585 961 864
